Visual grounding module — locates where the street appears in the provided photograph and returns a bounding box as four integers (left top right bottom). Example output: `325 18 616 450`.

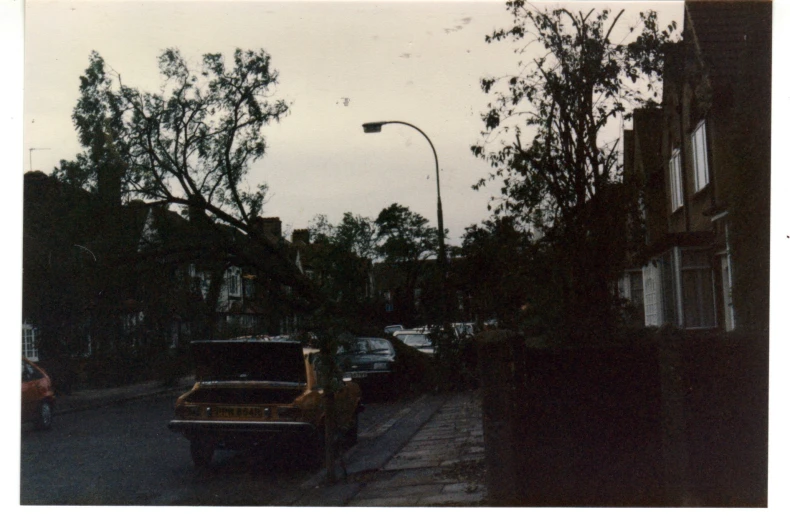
20 392 431 505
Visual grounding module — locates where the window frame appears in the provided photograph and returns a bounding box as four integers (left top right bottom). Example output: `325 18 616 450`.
669 148 684 212
691 120 710 192
226 267 241 298
22 324 39 361
678 248 717 330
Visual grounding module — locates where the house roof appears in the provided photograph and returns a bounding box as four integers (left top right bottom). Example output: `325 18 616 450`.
684 0 771 86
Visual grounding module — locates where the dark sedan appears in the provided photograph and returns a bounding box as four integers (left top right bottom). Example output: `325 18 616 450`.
336 337 396 397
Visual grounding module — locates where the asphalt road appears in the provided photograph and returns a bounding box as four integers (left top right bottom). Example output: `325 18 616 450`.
20 391 429 506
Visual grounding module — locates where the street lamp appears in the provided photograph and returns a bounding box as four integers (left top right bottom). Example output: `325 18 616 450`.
361 120 448 322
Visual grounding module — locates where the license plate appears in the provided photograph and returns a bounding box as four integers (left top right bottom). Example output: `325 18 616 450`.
213 406 264 419
347 372 368 378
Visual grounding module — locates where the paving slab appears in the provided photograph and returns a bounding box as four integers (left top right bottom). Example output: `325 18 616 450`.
349 495 419 507
418 491 486 506
354 483 442 499
364 467 455 489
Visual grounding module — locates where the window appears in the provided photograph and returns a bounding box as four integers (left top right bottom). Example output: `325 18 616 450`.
243 278 255 298
22 324 38 361
629 271 644 309
680 249 715 328
691 121 710 192
642 264 659 327
226 267 241 298
669 148 683 211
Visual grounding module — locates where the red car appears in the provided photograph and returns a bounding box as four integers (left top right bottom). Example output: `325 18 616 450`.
22 358 55 430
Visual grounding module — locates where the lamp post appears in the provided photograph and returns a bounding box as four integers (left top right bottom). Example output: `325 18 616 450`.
362 121 448 323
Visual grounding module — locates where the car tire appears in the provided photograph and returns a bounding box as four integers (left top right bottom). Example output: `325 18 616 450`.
35 401 53 431
190 439 214 468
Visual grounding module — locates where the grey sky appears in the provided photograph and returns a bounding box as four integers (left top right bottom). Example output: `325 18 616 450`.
22 0 683 245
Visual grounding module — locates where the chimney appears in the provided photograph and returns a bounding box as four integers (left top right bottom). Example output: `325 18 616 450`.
257 217 282 239
292 228 310 245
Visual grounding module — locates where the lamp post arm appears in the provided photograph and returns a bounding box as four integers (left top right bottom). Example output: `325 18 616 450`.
378 121 442 201
377 121 445 261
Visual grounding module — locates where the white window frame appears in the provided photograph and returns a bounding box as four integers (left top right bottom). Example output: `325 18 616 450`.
691 120 710 192
226 267 241 298
23 324 39 361
669 148 684 212
643 262 662 327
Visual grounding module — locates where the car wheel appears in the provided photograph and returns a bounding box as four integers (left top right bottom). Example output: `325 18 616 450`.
190 439 214 468
35 401 53 431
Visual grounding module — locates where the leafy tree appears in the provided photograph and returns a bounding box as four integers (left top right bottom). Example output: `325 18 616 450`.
55 48 319 326
375 204 436 264
334 213 378 261
309 212 377 260
472 2 676 337
460 216 532 327
58 48 286 221
304 213 376 324
375 204 438 323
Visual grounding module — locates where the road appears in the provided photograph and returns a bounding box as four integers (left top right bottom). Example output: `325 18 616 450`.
20 391 435 505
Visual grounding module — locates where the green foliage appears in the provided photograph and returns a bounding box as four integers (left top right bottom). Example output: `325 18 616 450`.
305 213 377 327
471 4 676 336
308 205 441 327
474 4 675 230
58 48 289 229
375 203 441 324
460 216 532 326
375 203 437 264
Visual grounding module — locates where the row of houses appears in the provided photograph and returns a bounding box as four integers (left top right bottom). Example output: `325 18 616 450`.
22 165 466 364
620 0 770 335
22 169 337 362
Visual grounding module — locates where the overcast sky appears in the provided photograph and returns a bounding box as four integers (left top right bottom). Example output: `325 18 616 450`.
21 0 683 245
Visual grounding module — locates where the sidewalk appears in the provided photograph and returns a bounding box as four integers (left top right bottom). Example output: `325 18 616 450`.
52 376 195 416
348 390 486 506
280 389 487 507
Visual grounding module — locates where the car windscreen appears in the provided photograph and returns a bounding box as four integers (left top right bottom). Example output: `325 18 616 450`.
366 338 395 354
338 338 394 355
398 333 432 347
192 341 307 383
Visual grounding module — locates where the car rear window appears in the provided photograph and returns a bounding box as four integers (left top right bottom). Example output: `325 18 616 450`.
398 333 432 347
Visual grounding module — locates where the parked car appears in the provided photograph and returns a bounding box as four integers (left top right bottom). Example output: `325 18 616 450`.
168 338 362 468
452 322 477 338
384 325 404 335
392 330 435 355
22 358 55 430
336 337 396 397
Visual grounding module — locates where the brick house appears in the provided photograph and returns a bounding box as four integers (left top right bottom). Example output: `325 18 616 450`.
623 1 771 332
23 168 305 362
